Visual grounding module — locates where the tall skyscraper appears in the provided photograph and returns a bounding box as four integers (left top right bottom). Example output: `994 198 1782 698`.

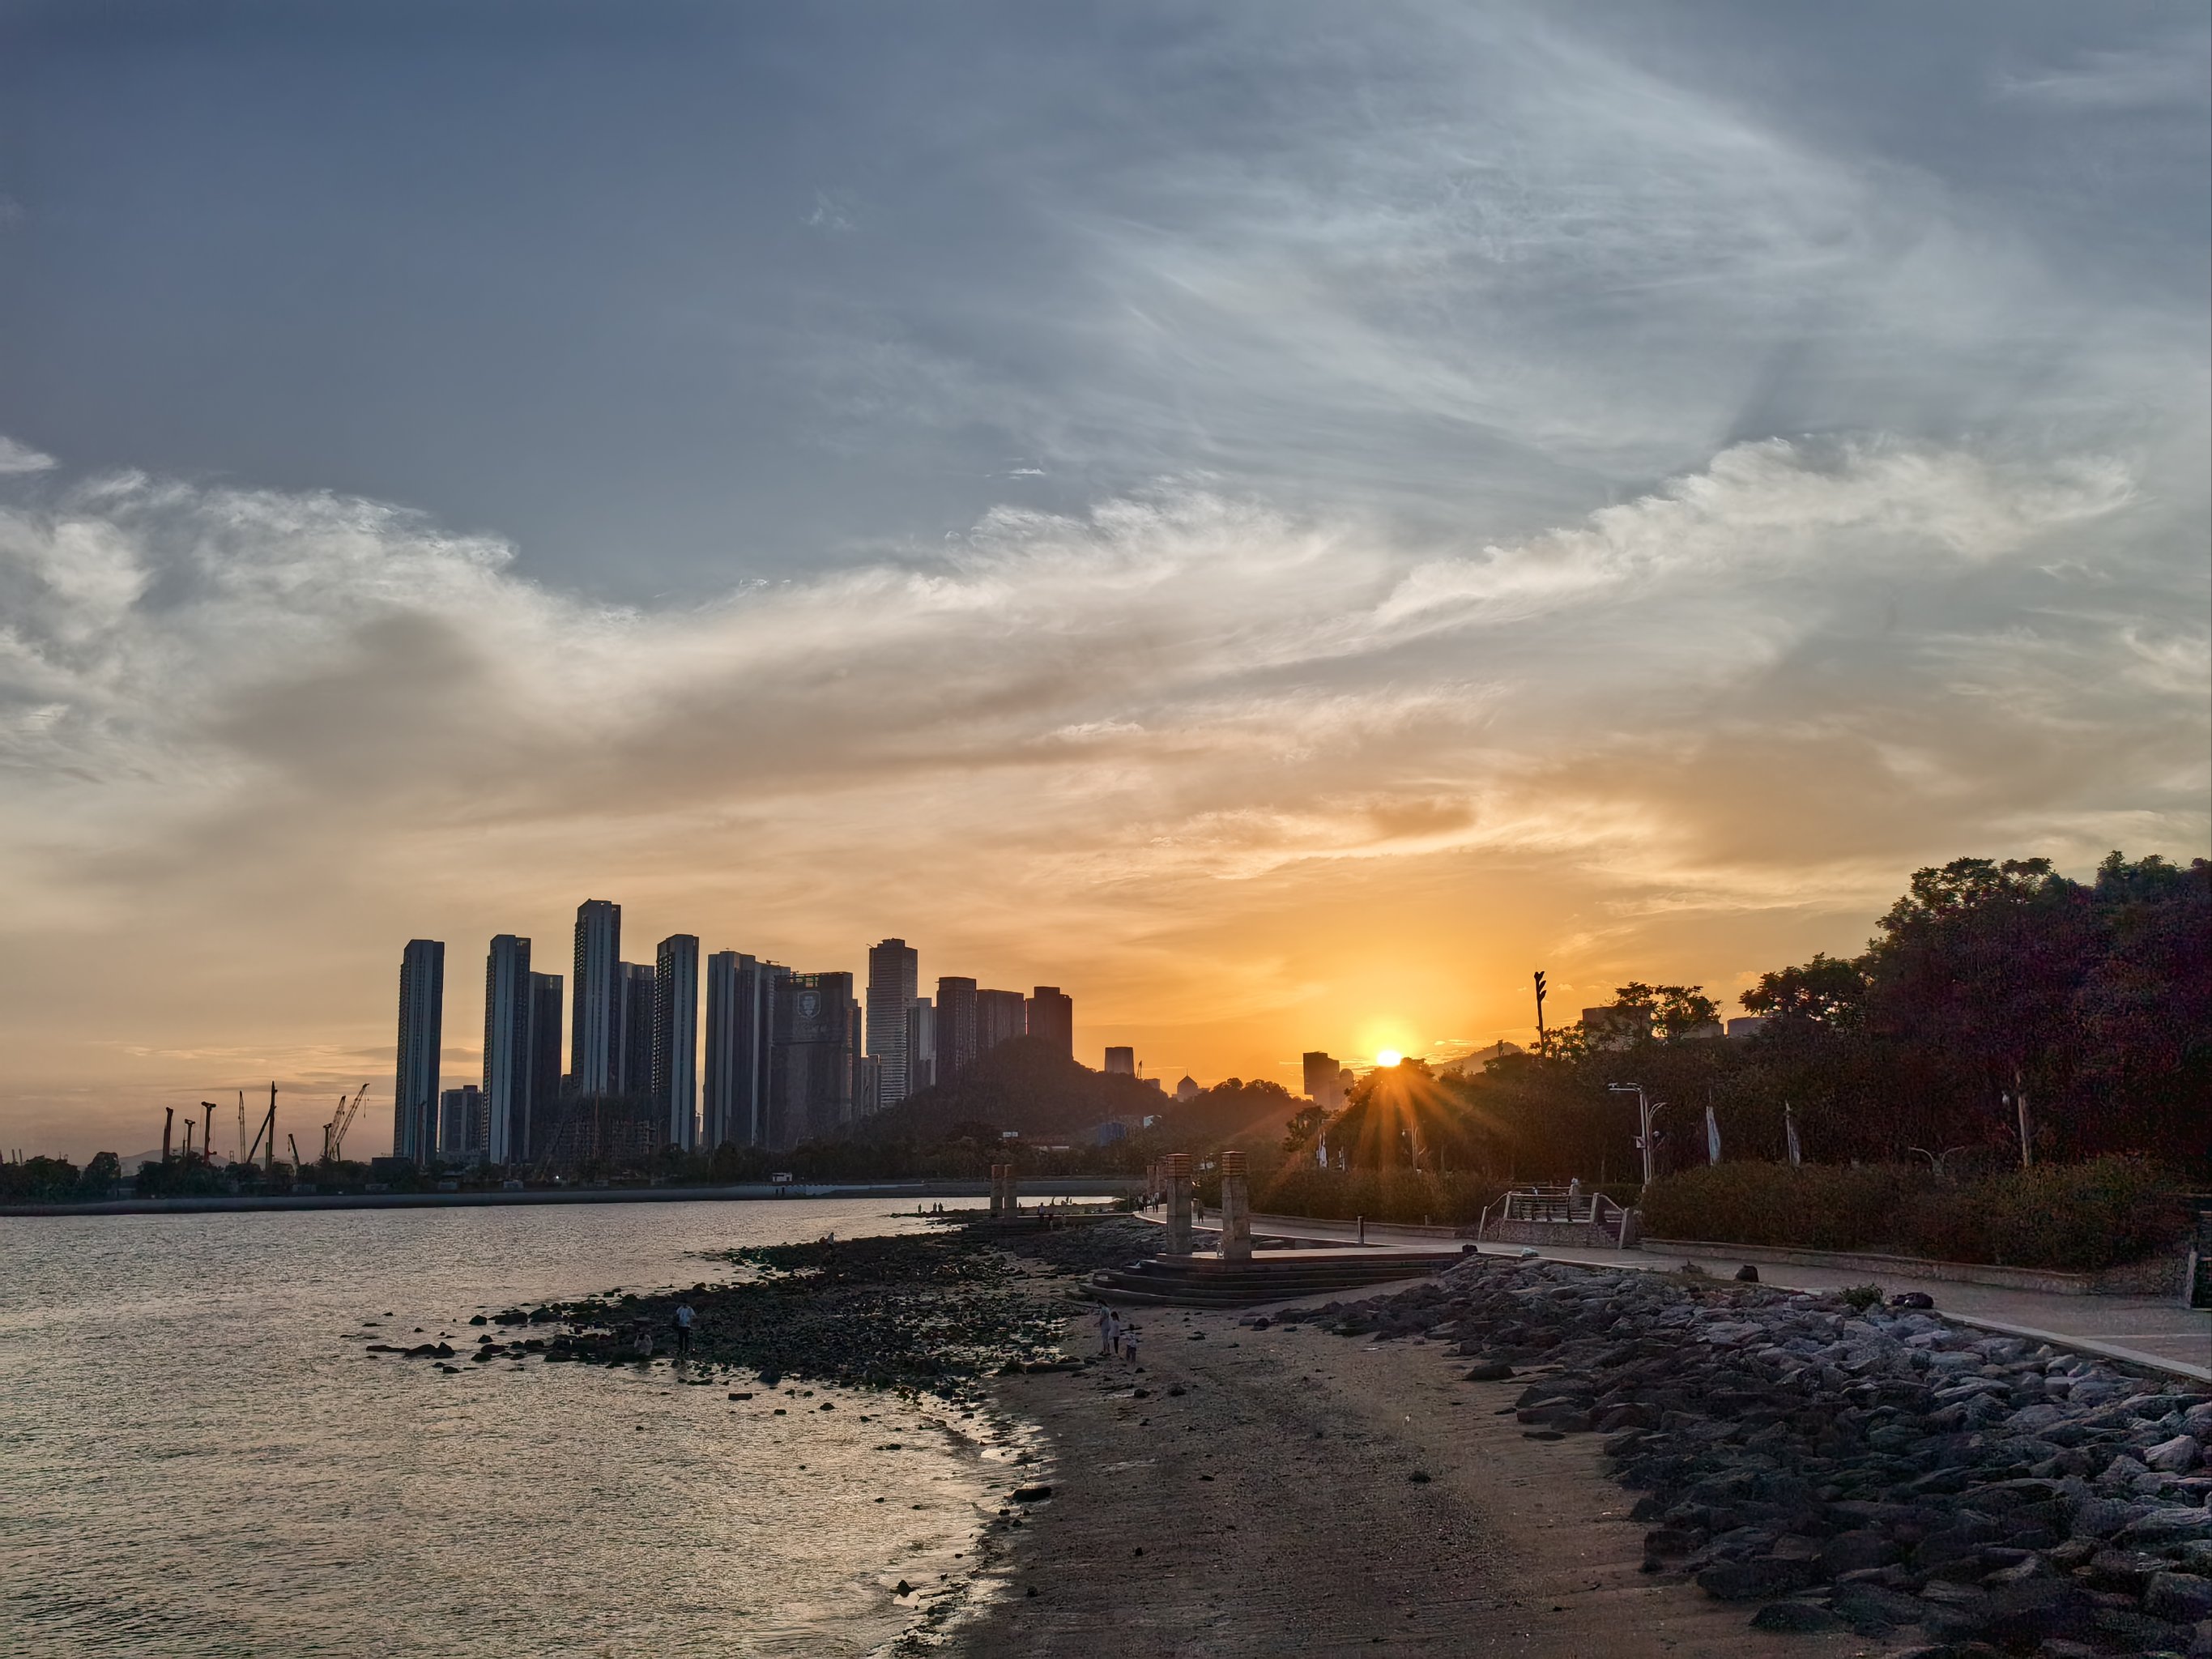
934 976 978 1084
704 952 786 1148
569 900 621 1095
1104 1046 1136 1076
653 934 700 1150
977 988 1026 1054
769 970 855 1148
440 1084 486 1159
864 939 919 1105
905 998 936 1094
1302 1051 1346 1110
482 935 532 1165
618 962 655 1098
527 970 564 1161
393 938 445 1161
1025 986 1073 1057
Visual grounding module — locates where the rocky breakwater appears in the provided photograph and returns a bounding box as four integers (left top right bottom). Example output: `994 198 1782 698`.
1276 1254 2212 1657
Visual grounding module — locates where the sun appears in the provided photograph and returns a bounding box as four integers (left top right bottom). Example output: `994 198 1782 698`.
1375 1049 1403 1067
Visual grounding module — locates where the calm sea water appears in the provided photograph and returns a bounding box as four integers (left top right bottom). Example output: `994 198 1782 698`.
0 1199 1029 1657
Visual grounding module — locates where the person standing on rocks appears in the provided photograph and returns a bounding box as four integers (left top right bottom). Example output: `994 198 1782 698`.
673 1299 696 1361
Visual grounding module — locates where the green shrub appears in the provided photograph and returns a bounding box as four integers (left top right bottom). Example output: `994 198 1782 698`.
1640 1157 2184 1272
1839 1284 1884 1312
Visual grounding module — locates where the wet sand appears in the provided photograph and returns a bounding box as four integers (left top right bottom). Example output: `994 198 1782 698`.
955 1295 1896 1657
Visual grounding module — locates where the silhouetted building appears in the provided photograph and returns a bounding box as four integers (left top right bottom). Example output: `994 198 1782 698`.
1104 1046 1135 1077
865 939 919 1107
653 934 700 1149
1302 1051 1345 1110
705 953 787 1148
905 997 935 1094
769 971 856 1148
1025 986 1073 1057
856 1053 882 1119
527 970 563 1161
935 977 978 1084
393 939 445 1160
439 1084 485 1160
1175 1075 1199 1102
978 988 1025 1054
482 935 532 1166
1725 1016 1767 1038
570 900 622 1095
618 962 655 1097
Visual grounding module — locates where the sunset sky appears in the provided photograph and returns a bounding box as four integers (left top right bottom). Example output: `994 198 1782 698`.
2 2 2206 1159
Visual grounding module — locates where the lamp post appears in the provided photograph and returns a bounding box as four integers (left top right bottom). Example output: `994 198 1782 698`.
1608 1083 1665 1186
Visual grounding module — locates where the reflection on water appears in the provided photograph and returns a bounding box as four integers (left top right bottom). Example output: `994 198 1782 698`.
0 1200 1010 1657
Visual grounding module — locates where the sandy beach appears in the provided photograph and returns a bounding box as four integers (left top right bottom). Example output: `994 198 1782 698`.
953 1293 1889 1657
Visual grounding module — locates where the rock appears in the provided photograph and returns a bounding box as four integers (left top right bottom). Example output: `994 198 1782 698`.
1975 1581 2097 1647
1822 1530 1898 1576
2146 1435 2205 1474
2124 1508 2212 1546
1749 1601 1838 1632
1011 1484 1052 1503
1695 1555 1821 1601
1462 1361 1515 1381
1892 1291 1936 1309
894 1580 911 1595
2146 1573 2212 1625
1409 1471 1431 1484
1733 1265 1760 1283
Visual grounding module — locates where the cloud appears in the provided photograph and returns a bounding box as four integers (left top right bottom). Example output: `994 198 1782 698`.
0 436 57 475
1997 43 2212 111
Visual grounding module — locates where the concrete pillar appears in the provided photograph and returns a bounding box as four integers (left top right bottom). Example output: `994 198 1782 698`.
1164 1152 1193 1254
988 1163 1004 1219
1219 1149 1251 1262
1004 1163 1019 1216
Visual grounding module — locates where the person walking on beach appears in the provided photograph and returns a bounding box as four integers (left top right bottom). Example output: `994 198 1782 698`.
673 1300 696 1360
1097 1305 1119 1358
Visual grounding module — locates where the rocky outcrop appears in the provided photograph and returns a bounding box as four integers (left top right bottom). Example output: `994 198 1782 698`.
1279 1254 2212 1653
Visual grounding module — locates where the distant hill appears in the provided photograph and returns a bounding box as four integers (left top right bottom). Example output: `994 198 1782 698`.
861 1037 1162 1142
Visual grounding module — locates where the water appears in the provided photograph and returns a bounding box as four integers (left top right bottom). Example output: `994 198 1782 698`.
0 1200 1023 1657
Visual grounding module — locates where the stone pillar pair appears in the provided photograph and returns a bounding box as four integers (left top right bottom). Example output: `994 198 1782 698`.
988 1163 1018 1218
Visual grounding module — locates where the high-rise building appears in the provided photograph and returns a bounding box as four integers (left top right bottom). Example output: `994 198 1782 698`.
617 962 656 1097
978 988 1026 1054
904 998 936 1094
482 935 532 1166
864 939 919 1106
1025 986 1073 1057
393 939 445 1161
440 1084 486 1159
1104 1046 1136 1076
569 901 621 1095
934 977 978 1084
705 952 786 1148
855 1053 883 1120
527 970 564 1161
769 970 855 1148
653 934 700 1150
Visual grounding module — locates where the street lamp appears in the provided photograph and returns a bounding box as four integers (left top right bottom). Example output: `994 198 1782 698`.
1608 1083 1667 1186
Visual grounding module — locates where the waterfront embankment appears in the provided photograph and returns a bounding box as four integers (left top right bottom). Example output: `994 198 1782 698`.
0 1176 1142 1218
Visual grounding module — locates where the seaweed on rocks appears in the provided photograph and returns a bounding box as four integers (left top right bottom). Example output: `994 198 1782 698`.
1274 1254 2212 1653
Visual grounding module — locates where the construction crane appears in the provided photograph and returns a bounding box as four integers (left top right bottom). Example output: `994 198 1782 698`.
244 1082 279 1174
322 1084 370 1165
287 1133 303 1171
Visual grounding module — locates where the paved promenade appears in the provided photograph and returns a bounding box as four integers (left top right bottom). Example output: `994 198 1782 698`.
1156 1209 2210 1381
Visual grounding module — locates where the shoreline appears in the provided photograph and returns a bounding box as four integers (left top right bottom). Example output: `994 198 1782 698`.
954 1294 1879 1657
0 1179 1141 1218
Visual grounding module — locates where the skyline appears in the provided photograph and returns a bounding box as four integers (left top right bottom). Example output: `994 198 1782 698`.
2 2 2206 1158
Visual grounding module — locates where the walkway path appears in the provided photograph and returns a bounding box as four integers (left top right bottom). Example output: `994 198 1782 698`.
1147 1208 2210 1381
